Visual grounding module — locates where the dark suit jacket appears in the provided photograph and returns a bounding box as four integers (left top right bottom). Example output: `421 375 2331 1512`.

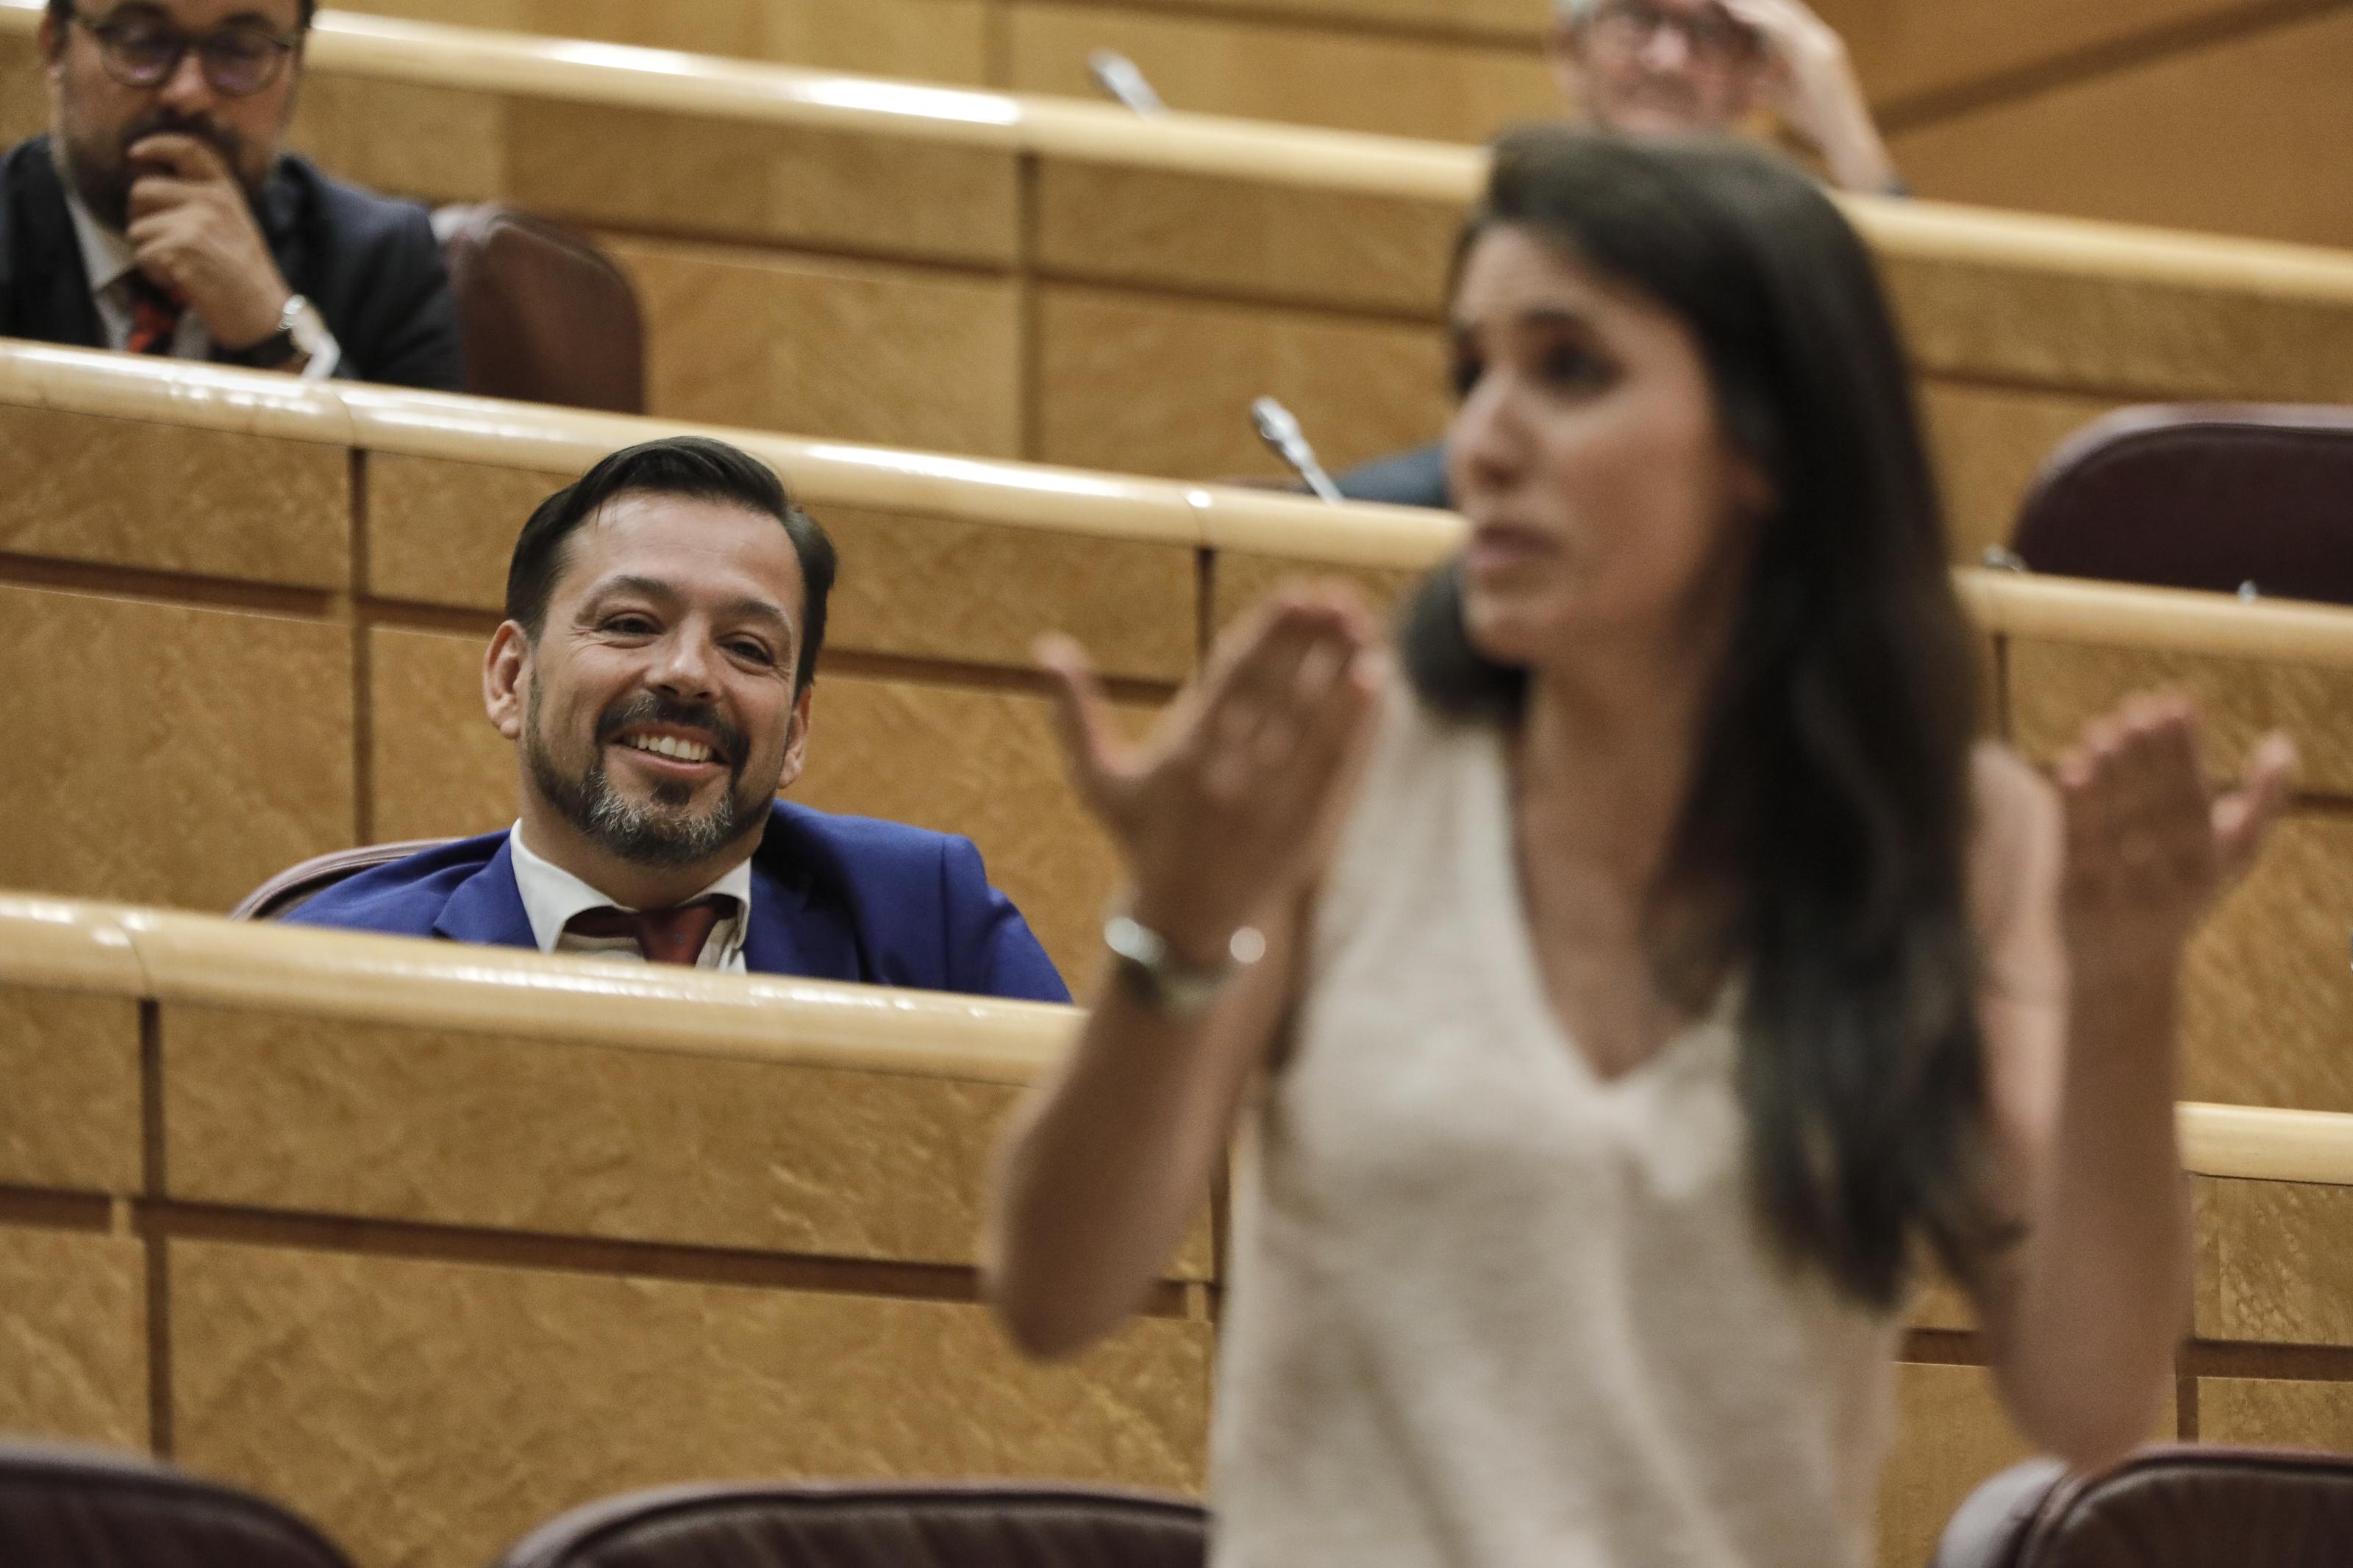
0 135 463 391
282 801 1072 1003
1337 440 1451 509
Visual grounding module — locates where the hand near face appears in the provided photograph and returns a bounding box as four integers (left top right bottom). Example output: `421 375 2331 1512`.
2054 693 2296 986
1713 0 1897 193
1040 586 1385 964
125 132 292 351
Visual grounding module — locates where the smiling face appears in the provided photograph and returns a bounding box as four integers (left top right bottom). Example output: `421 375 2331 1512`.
1548 0 1763 137
1444 223 1771 673
485 493 813 902
43 0 302 227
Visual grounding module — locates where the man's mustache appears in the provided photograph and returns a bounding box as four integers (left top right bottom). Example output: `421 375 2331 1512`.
593 694 748 769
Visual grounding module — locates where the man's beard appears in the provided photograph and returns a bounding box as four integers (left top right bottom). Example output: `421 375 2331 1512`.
57 110 257 230
524 687 769 870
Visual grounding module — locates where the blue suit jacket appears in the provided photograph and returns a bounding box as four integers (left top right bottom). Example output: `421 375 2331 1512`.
285 801 1070 1003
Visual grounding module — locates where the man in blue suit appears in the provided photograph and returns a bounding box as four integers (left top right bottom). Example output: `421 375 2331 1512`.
289 435 1069 1003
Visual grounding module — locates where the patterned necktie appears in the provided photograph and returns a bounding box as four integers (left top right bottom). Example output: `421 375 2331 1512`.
124 273 185 356
563 898 732 966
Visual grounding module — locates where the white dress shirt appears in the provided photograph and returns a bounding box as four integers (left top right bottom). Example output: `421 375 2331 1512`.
60 173 338 379
507 823 753 973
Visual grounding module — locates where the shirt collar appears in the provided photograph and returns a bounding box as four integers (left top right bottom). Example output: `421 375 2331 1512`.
507 822 755 956
58 172 139 298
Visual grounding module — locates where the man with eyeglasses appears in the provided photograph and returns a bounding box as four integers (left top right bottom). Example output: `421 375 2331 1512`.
1549 0 1899 196
1326 0 1898 512
1 0 462 387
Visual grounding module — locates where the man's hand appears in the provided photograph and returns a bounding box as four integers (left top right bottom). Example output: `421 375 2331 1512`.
1715 0 1899 193
124 132 290 351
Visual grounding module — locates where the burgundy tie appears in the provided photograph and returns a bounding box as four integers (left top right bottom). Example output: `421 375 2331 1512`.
564 898 731 966
124 274 184 356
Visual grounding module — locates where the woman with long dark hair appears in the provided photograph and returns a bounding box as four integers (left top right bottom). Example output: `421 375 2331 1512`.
985 127 2295 1567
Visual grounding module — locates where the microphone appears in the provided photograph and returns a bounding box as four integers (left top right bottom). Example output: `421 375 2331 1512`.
1251 396 1344 504
1088 50 1167 115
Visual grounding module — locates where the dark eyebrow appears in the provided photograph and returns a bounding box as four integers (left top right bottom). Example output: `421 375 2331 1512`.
1449 306 1600 339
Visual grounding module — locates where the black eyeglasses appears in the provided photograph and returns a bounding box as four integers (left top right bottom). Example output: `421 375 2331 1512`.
71 7 299 98
1588 0 1760 65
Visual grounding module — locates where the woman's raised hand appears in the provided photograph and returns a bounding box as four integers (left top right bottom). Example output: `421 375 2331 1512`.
1039 584 1386 963
2054 693 2296 981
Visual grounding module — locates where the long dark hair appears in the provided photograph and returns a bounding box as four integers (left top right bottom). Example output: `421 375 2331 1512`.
1403 127 1992 1309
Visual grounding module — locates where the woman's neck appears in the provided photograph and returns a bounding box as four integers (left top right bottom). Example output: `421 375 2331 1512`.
1513 627 1724 896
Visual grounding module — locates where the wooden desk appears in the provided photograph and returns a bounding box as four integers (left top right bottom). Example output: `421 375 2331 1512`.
7 1 2352 561
6 340 2352 1095
6 895 2353 1566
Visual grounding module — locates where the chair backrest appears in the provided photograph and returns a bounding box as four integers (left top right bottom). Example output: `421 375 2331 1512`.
0 1439 357 1568
230 839 455 920
2010 404 2353 605
492 1481 1209 1568
1935 1447 2353 1568
434 204 646 414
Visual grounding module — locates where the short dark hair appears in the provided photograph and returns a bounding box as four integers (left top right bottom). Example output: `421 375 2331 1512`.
47 0 319 32
1407 128 1986 1311
504 436 838 696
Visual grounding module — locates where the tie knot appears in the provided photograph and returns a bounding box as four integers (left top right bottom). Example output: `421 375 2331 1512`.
564 897 734 966
124 273 185 356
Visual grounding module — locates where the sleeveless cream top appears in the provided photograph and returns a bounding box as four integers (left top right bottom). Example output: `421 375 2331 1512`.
1208 687 1902 1568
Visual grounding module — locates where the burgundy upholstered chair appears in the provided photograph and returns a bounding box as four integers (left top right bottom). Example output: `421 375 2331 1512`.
433 204 646 414
1935 1447 2353 1567
490 1481 1208 1568
229 840 454 920
0 1439 357 1568
2010 403 2353 605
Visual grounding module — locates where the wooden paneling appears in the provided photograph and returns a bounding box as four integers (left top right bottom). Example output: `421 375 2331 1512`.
331 0 993 82
1917 382 2115 565
0 1224 148 1451
366 626 513 845
163 1009 1023 1265
0 35 43 148
1035 284 1451 480
2199 1375 2353 1451
1818 0 2268 107
2005 640 2353 795
368 455 567 612
824 504 1199 681
604 235 1024 457
0 990 143 1195
0 586 355 914
1032 158 1461 315
1890 7 2353 253
2181 817 2353 1114
1210 551 1422 632
510 104 1020 265
1877 1362 2035 1568
170 1239 1210 1568
1004 1 1557 143
0 404 349 589
289 74 509 207
794 673 1145 985
2195 1177 2353 1347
